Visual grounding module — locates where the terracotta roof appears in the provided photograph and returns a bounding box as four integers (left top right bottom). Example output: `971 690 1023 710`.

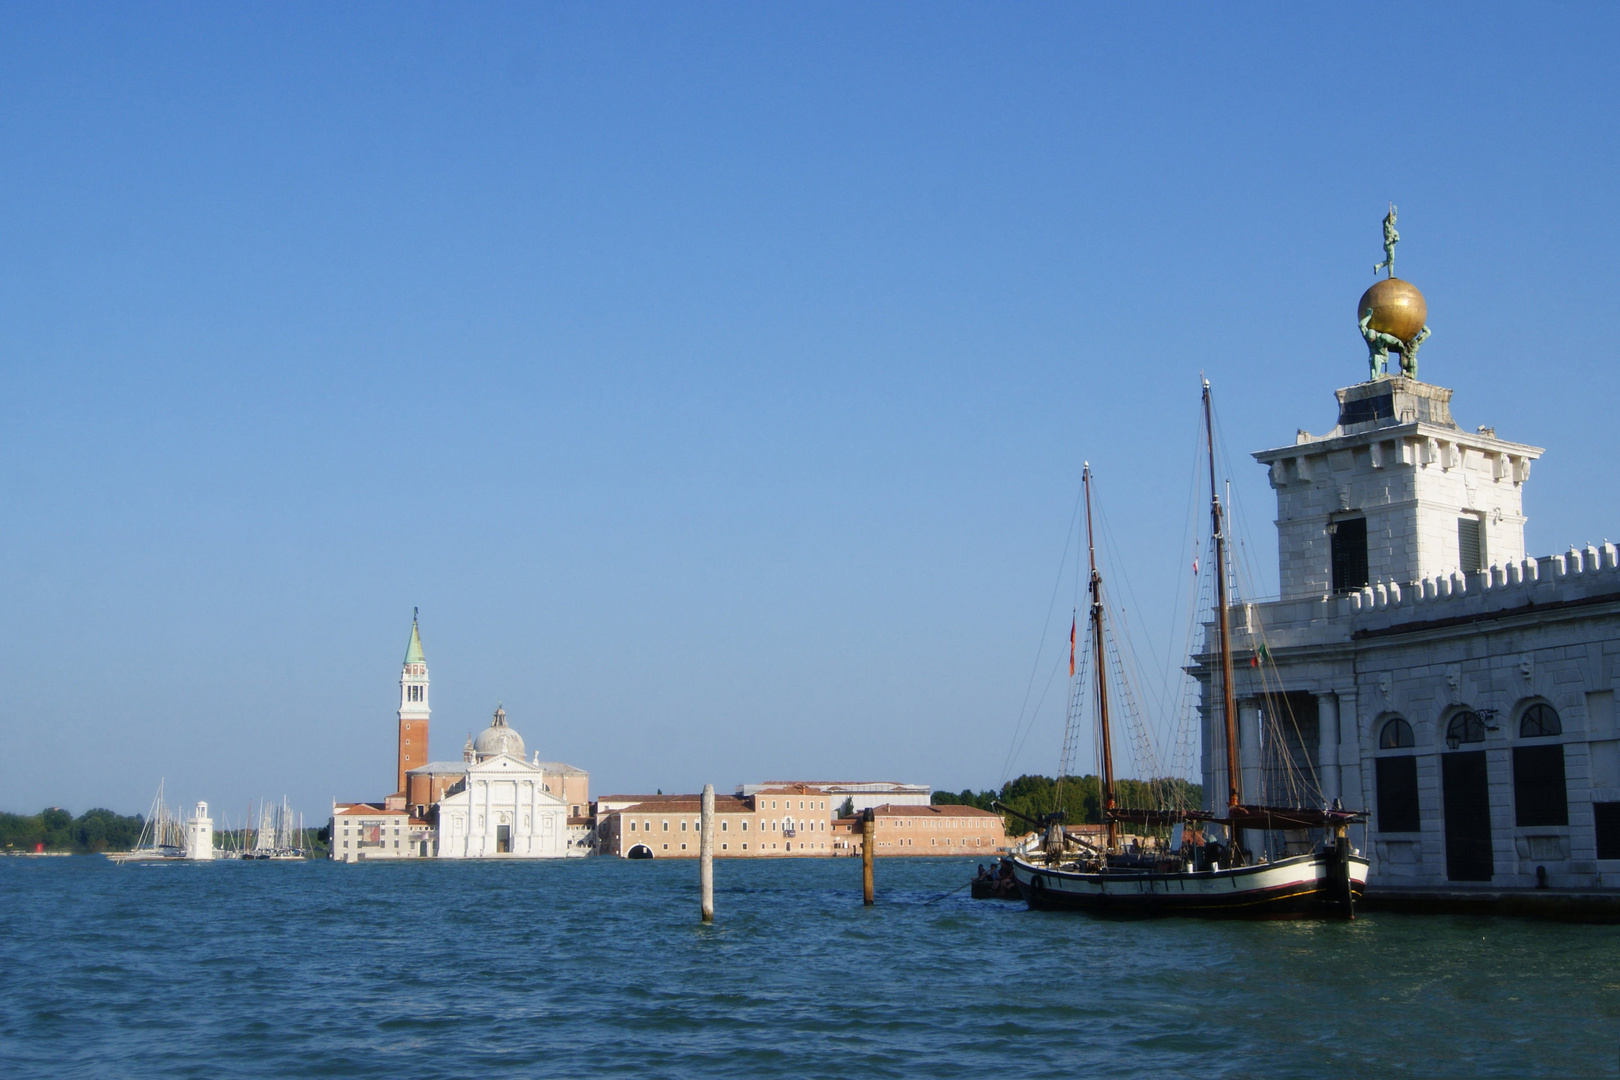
605 796 753 814
871 803 1001 819
750 783 830 795
334 803 408 817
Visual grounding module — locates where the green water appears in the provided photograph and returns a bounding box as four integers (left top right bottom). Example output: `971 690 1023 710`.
2 855 1616 1078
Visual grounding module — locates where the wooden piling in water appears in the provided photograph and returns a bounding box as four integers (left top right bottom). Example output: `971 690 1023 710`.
861 807 875 905
700 783 715 923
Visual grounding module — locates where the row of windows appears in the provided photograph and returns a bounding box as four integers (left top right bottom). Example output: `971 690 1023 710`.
404 685 425 702
1329 514 1486 595
626 818 828 833
1376 745 1569 832
1378 702 1564 751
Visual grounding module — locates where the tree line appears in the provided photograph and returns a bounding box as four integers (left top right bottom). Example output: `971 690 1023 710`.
932 774 1203 829
0 808 145 853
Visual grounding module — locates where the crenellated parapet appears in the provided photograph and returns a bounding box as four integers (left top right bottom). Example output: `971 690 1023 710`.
1341 542 1620 632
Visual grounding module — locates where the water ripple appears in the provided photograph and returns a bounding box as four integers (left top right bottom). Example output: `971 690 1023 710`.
1 856 1615 1078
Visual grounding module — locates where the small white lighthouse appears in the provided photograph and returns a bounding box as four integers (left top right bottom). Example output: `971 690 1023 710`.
185 801 214 861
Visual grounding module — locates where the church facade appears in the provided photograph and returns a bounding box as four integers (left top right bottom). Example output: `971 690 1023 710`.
329 617 591 861
1196 373 1620 903
433 706 573 859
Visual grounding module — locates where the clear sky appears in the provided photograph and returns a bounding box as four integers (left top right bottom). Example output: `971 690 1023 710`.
3 4 1618 820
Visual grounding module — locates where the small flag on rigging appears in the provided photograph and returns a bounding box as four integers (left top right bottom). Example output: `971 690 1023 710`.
1069 615 1077 677
1192 556 1199 576
1250 642 1269 668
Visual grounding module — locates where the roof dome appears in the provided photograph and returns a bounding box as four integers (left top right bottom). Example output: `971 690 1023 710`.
472 704 525 761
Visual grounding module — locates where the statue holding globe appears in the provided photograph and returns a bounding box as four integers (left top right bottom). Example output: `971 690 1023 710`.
1359 206 1431 380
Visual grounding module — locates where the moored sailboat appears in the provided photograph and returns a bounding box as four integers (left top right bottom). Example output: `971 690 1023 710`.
1005 380 1368 918
107 779 188 863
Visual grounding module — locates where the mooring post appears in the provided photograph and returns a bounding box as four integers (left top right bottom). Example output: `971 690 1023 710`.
861 807 875 905
700 783 715 923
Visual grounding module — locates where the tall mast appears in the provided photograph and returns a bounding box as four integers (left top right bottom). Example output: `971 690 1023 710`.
1082 463 1117 850
1203 380 1241 811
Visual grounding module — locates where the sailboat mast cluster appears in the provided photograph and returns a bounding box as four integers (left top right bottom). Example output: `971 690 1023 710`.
1004 378 1370 918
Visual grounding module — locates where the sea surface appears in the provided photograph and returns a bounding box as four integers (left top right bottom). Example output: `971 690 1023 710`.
2 855 1617 1079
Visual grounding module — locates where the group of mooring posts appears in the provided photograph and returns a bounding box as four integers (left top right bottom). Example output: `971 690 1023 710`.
695 791 877 923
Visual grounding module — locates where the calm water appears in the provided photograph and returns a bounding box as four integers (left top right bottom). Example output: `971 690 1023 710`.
2 856 1617 1079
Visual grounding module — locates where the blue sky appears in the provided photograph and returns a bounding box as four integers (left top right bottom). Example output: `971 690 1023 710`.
3 4 1617 819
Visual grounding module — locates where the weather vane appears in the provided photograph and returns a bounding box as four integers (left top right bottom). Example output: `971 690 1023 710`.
1373 203 1398 278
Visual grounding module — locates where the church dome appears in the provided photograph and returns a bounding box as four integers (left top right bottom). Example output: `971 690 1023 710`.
473 704 525 761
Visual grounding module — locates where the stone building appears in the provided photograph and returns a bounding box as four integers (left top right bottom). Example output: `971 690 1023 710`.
330 803 431 863
738 780 931 814
830 803 1011 856
1196 370 1620 901
598 786 837 857
433 706 582 858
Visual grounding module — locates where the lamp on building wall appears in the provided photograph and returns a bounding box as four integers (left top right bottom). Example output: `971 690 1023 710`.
1445 731 1462 750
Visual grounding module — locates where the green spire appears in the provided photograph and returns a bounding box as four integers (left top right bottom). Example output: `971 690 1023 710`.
404 608 425 665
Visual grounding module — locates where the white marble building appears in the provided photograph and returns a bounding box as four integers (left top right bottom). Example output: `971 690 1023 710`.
1197 374 1620 896
434 706 573 859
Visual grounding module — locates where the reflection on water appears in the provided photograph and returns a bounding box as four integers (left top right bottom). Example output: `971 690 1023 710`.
1 856 1616 1078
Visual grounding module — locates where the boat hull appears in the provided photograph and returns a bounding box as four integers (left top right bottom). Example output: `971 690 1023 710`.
1009 850 1369 919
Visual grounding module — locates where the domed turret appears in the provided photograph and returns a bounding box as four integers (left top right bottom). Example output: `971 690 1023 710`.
472 704 525 762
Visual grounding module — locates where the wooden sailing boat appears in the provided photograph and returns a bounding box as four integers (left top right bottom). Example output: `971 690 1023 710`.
1005 379 1369 918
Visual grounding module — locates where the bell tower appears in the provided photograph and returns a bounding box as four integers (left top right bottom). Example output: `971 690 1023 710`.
396 609 430 795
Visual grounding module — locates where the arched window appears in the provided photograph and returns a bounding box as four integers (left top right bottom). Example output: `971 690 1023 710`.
1375 715 1420 833
1380 718 1415 749
1445 711 1485 749
1514 703 1568 827
1520 703 1562 738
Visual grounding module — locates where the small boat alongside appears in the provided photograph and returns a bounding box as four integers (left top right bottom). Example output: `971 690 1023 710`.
1004 380 1368 919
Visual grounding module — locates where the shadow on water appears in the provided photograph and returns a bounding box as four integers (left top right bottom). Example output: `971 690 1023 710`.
1 855 1616 1079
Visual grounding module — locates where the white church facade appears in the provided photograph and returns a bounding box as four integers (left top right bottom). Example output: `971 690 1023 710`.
433 707 573 859
1197 373 1620 907
329 619 589 861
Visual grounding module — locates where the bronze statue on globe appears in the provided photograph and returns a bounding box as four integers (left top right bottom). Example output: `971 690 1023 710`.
1359 206 1432 380
1374 204 1399 278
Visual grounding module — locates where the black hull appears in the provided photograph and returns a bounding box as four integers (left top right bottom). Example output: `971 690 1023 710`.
1013 851 1369 920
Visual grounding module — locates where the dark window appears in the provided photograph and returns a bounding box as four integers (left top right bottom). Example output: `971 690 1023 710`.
1441 751 1494 881
1376 756 1421 832
1519 703 1562 738
1445 711 1485 748
1513 744 1568 827
1595 803 1620 860
1458 516 1483 573
1330 517 1369 595
1380 717 1414 749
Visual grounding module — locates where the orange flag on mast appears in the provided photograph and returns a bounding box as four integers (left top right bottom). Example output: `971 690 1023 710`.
1069 615 1077 677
